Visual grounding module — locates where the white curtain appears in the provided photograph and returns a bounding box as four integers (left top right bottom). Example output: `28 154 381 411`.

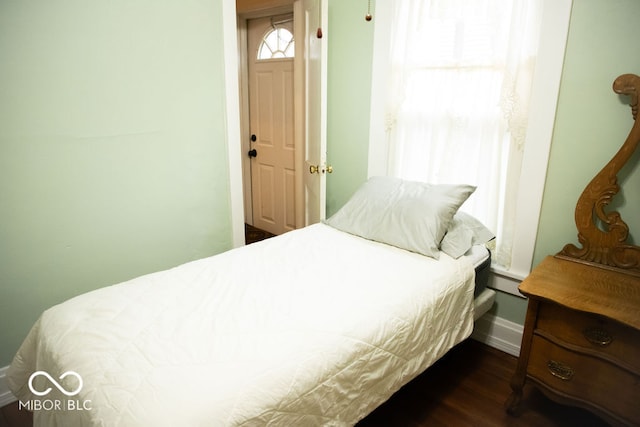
384 0 542 268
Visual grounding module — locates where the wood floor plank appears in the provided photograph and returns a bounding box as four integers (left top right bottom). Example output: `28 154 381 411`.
357 339 610 427
0 406 10 427
0 402 30 427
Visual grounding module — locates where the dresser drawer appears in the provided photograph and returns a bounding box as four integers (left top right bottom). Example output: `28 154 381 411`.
528 335 640 425
536 302 640 374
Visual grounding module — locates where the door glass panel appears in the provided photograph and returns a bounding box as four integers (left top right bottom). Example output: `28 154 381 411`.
258 28 295 60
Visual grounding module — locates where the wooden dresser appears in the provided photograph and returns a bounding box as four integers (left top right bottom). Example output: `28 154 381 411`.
506 73 640 426
507 256 640 425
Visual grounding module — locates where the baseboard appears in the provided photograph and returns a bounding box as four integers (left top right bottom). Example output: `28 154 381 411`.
471 313 523 357
0 366 17 407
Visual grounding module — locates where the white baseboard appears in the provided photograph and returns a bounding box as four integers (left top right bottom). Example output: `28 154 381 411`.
471 312 523 357
0 366 17 407
0 314 523 409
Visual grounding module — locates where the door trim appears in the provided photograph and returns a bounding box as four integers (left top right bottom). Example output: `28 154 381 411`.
237 17 253 225
223 0 246 248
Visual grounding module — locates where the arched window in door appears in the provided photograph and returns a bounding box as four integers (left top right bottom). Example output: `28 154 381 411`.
257 27 294 60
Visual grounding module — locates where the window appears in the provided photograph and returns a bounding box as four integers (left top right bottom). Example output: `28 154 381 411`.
382 0 543 270
368 0 572 293
257 27 294 60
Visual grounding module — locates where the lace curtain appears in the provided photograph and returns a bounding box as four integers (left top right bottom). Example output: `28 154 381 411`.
384 0 542 268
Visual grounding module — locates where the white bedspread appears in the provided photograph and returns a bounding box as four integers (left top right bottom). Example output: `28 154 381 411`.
8 223 476 426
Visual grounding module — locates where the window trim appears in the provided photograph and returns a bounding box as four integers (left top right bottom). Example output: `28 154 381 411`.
367 0 573 296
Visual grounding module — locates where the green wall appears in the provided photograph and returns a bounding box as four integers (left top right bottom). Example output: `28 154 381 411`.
0 1 235 367
326 1 374 216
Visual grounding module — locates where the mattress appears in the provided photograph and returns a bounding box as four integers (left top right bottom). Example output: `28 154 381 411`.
465 244 495 321
8 223 490 426
465 244 490 296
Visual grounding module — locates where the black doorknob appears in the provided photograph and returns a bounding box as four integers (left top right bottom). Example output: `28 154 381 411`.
251 134 257 142
248 149 257 158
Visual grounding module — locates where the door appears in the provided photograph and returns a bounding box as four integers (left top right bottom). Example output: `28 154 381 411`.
247 16 296 235
294 0 328 226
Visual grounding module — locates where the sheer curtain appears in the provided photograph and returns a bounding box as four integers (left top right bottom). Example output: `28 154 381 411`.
384 0 542 268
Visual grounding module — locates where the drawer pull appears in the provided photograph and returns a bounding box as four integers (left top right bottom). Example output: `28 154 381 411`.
547 360 574 381
583 327 613 346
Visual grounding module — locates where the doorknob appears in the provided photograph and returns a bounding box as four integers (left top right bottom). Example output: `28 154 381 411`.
248 149 257 158
309 164 333 174
251 134 257 142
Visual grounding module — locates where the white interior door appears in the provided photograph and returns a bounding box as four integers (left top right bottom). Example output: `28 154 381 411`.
294 0 328 226
248 17 296 235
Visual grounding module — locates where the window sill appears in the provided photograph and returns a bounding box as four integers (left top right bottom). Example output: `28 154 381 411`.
488 264 527 298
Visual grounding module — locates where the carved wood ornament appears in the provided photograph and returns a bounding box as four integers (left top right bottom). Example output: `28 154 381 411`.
557 73 640 277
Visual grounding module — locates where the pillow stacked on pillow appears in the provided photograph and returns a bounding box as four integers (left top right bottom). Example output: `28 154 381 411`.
325 176 477 259
441 211 495 259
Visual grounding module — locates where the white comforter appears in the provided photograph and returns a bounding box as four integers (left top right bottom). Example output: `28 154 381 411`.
8 223 476 426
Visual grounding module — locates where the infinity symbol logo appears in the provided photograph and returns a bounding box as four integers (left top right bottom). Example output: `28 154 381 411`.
28 371 83 397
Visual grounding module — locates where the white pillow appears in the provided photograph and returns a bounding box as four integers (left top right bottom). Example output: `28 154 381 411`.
440 211 495 259
325 176 476 259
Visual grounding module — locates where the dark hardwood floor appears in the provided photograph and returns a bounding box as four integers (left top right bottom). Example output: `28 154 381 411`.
1 340 608 427
357 339 608 426
245 223 276 245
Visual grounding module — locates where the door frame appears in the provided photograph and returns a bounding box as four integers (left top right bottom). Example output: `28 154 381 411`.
222 0 246 248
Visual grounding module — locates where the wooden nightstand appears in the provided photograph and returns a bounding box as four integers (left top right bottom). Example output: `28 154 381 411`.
506 256 640 426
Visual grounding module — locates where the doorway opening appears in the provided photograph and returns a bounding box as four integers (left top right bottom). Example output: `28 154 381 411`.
237 0 327 239
244 13 295 236
238 5 295 238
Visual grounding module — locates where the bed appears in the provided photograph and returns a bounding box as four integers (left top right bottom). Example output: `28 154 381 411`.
7 176 496 426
